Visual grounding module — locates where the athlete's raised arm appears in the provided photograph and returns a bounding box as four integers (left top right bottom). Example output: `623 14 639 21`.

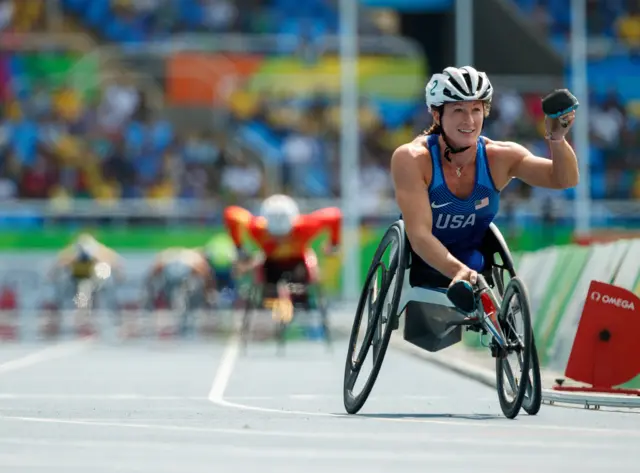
223 205 255 249
505 111 579 189
306 207 342 247
391 143 475 283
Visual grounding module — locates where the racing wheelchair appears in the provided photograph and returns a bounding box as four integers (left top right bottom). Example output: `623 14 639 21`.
240 256 332 355
342 219 542 419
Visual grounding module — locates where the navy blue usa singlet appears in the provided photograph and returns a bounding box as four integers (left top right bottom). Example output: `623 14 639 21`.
423 133 500 272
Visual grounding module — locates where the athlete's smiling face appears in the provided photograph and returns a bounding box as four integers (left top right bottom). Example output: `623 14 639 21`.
436 100 485 148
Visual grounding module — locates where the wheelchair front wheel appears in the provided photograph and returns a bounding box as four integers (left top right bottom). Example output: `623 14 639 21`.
493 265 541 417
311 282 333 350
343 220 406 415
240 284 260 353
494 277 533 419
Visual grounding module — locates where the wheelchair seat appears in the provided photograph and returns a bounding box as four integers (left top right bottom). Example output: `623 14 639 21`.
398 285 468 352
395 221 516 353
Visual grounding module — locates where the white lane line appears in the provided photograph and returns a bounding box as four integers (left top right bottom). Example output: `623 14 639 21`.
204 339 640 436
0 393 492 403
0 339 93 375
0 394 205 400
208 334 240 402
0 393 300 401
206 336 350 417
0 415 635 450
0 436 573 463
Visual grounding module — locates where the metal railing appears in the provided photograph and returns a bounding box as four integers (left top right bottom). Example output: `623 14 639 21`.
0 197 638 222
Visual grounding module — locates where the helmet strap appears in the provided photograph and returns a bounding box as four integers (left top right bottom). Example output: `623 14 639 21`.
439 118 470 162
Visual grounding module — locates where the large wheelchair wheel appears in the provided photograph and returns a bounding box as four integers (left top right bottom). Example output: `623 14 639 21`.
495 277 533 419
343 220 407 414
485 226 541 417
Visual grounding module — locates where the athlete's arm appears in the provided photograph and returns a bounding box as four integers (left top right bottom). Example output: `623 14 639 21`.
306 207 342 246
502 120 579 190
96 244 124 268
54 244 77 266
223 206 254 249
56 252 75 267
391 144 468 280
48 247 73 279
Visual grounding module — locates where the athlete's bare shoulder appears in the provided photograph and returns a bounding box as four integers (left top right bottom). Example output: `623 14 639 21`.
483 136 528 156
391 135 431 183
483 137 532 189
392 136 429 160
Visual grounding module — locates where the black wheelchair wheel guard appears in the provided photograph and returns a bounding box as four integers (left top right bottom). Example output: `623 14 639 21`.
343 220 406 415
495 277 533 419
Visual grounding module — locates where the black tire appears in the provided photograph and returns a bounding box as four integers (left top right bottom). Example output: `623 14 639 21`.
275 318 288 355
495 277 533 419
240 285 259 353
313 283 333 350
343 220 406 415
522 335 542 415
492 262 541 416
274 275 295 355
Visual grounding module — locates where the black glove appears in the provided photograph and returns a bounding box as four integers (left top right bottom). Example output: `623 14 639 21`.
542 89 579 119
542 89 579 141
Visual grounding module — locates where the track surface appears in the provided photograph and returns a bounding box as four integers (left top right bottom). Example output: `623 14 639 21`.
0 332 638 472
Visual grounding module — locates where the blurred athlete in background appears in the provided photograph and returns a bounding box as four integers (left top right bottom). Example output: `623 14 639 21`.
223 194 341 295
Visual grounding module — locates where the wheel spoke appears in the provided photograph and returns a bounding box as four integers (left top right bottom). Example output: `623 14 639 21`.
502 357 519 396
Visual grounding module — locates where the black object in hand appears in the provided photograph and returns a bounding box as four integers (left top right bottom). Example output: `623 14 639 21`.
542 89 579 118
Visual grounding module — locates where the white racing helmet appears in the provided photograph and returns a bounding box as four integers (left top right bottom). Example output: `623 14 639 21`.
425 66 493 112
75 233 98 257
259 194 300 237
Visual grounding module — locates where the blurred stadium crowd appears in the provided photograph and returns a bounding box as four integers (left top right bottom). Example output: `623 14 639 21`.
0 0 639 204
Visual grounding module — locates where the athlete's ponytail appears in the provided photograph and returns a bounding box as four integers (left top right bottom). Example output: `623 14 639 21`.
421 122 442 136
420 105 444 136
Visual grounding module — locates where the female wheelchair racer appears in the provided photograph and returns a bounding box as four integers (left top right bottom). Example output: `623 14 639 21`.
342 66 580 419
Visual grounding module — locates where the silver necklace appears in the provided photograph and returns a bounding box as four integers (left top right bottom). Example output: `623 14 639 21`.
444 148 465 177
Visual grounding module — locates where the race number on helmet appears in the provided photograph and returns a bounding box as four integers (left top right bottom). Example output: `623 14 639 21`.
425 66 493 111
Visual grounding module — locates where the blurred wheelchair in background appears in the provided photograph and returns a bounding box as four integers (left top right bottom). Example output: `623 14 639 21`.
240 253 332 355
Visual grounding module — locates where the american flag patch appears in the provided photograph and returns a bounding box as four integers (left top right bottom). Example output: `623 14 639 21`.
475 197 489 210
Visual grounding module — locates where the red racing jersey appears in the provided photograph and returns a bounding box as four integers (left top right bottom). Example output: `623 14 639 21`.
223 205 342 260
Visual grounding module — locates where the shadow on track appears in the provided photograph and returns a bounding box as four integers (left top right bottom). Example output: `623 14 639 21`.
349 412 503 421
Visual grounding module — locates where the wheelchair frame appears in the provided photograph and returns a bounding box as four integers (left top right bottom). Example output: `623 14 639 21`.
239 269 332 355
343 219 542 419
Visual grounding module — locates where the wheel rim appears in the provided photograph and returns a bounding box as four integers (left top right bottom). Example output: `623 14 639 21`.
344 225 403 402
345 260 388 393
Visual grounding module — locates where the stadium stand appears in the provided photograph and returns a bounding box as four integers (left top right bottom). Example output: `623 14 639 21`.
0 0 638 203
510 0 640 200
